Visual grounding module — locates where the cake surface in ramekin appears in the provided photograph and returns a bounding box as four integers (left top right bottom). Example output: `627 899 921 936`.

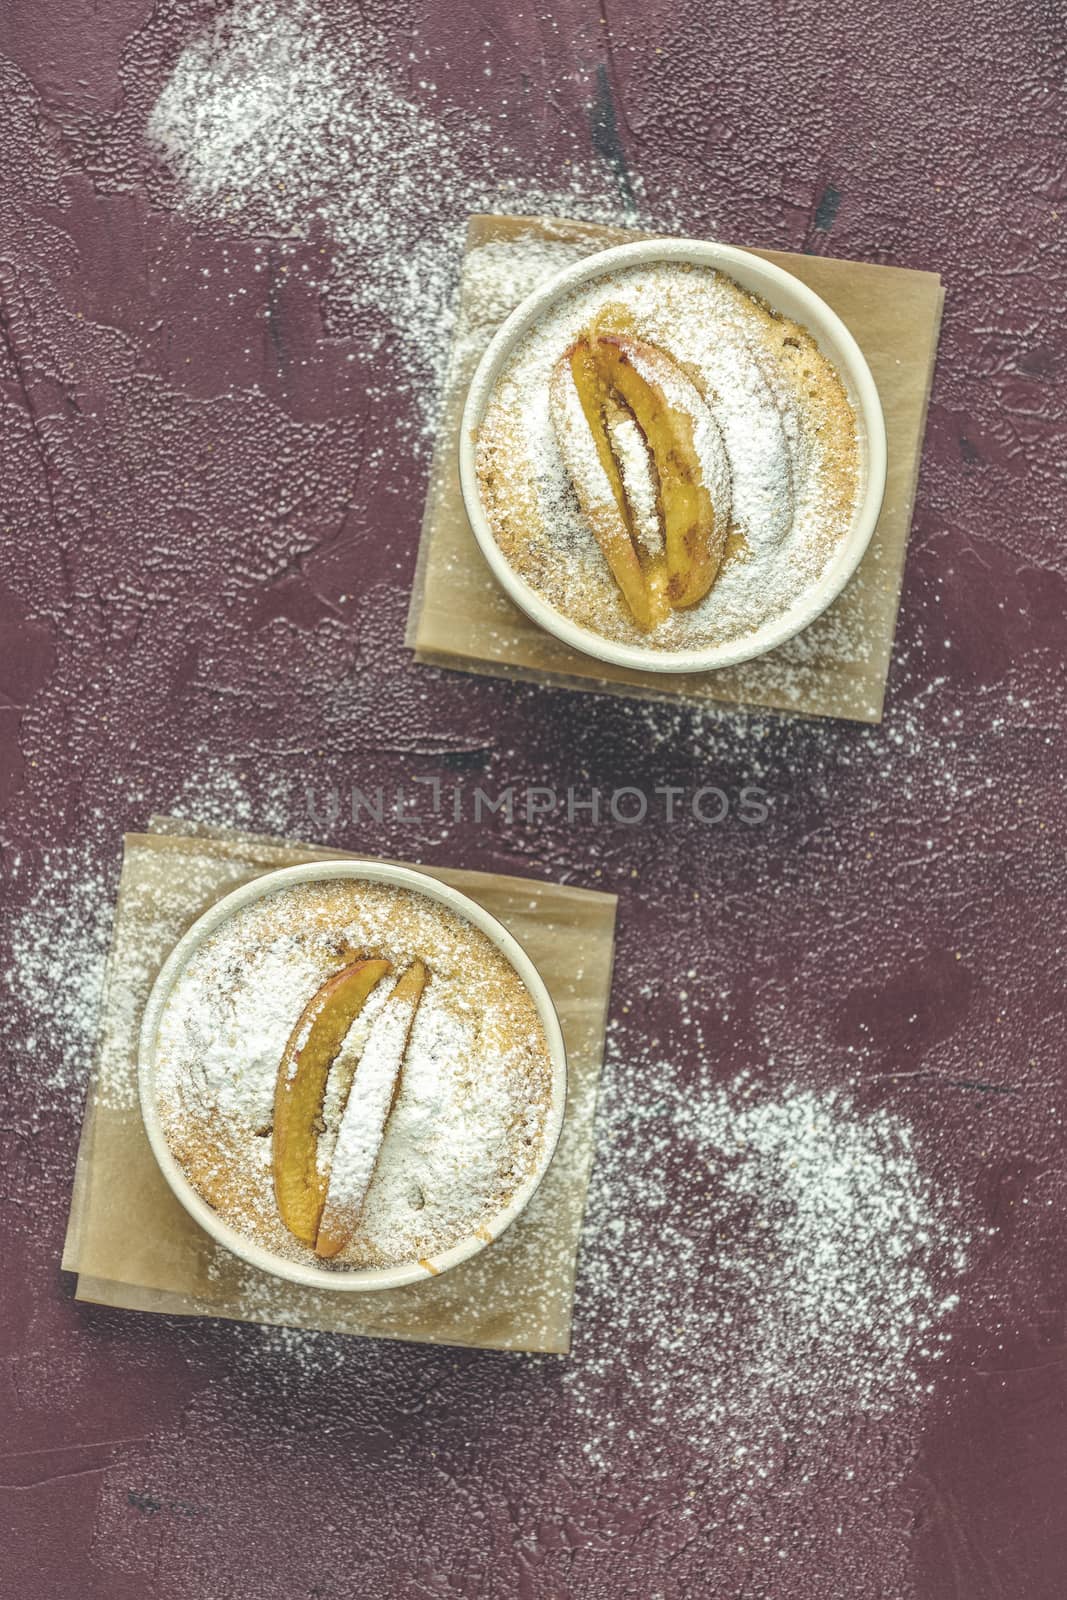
474 261 860 650
153 878 554 1270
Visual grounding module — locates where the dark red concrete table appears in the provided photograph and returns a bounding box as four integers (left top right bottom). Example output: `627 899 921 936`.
2 4 1065 1596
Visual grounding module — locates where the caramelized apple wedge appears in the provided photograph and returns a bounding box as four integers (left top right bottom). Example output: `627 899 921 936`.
592 333 732 609
549 342 668 632
272 958 391 1245
315 960 429 1260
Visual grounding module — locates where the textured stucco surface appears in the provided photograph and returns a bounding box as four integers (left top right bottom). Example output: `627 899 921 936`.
1 3 1065 1597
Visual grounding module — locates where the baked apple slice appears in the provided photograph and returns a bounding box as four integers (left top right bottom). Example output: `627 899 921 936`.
592 333 732 608
315 959 429 1260
550 341 667 631
272 957 391 1245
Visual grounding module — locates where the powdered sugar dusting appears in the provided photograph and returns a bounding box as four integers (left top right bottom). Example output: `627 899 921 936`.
567 1049 966 1477
161 936 323 1124
146 0 654 443
317 986 417 1233
4 846 116 1096
607 411 662 555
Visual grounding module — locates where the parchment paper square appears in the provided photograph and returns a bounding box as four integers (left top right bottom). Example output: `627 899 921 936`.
406 214 944 723
62 820 617 1355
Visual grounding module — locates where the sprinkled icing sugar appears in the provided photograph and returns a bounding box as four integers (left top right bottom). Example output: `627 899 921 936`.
476 262 860 649
146 0 655 442
153 878 554 1269
607 411 662 555
568 1054 966 1476
316 983 418 1241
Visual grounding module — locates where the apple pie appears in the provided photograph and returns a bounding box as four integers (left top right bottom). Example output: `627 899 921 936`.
153 879 554 1270
475 264 860 649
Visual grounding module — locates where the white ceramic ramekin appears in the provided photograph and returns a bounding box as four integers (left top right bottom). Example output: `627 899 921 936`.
138 860 568 1292
459 238 888 673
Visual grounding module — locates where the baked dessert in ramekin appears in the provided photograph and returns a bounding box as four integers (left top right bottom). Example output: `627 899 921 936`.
138 862 566 1291
460 240 887 674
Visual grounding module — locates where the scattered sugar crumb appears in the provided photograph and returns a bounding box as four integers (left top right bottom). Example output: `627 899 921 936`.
146 0 661 445
566 1044 967 1481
